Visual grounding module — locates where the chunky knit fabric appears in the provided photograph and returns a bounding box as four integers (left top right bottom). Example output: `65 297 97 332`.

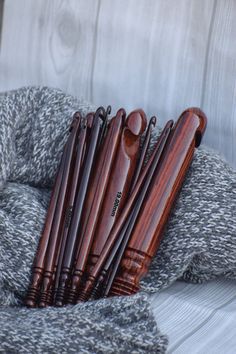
0 87 235 353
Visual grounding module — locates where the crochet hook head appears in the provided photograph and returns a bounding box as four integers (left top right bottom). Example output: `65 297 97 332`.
179 107 207 147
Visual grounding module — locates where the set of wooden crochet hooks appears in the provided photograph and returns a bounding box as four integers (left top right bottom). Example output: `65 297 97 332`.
25 105 207 308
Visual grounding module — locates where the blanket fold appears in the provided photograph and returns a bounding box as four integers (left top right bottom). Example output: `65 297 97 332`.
0 87 235 353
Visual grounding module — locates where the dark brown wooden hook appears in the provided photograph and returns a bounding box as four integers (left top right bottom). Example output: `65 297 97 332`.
67 109 125 304
38 116 82 308
84 120 173 301
79 120 175 301
25 113 81 308
55 109 101 306
78 110 147 301
53 119 88 304
110 109 207 296
131 116 157 190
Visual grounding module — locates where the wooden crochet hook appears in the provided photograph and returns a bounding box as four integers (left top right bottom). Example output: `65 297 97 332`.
103 120 172 297
38 116 82 308
75 107 125 252
130 116 157 189
85 119 173 300
98 105 111 146
76 108 126 259
86 110 147 272
110 108 207 296
78 120 174 301
25 113 81 308
89 116 157 300
47 114 93 306
55 107 102 306
67 108 126 304
45 112 97 305
52 118 89 303
77 110 147 301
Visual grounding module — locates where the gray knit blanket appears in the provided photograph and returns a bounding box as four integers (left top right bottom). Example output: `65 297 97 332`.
0 87 235 353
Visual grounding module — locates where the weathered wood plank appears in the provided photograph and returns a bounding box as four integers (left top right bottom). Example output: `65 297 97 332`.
151 280 236 353
0 0 235 167
92 0 215 120
0 0 4 47
201 0 236 166
0 0 100 101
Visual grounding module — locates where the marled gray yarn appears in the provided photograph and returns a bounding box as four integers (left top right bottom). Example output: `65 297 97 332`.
141 146 236 292
0 87 235 353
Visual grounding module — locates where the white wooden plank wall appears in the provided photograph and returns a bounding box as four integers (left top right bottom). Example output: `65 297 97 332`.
0 0 235 167
0 0 3 45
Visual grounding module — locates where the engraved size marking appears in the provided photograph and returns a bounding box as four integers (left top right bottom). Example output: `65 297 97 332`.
111 192 122 217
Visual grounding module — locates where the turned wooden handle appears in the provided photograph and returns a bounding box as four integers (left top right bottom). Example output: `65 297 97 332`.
110 108 207 296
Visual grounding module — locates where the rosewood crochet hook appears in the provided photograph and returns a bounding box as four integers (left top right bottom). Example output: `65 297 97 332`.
46 113 95 306
110 108 207 296
103 120 172 297
75 106 126 276
38 116 82 308
55 108 102 306
52 119 88 303
79 110 147 301
79 120 175 301
25 113 81 308
85 110 147 266
86 109 147 274
47 114 92 306
88 120 173 300
98 105 111 146
26 147 67 308
67 108 126 304
131 116 157 190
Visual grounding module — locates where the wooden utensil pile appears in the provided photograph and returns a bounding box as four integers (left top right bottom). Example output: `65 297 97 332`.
25 106 207 308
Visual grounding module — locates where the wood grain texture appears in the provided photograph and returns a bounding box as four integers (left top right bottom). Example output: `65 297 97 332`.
110 109 207 296
88 109 146 271
0 0 235 167
0 0 99 98
25 118 79 308
0 0 4 47
80 119 174 300
151 279 236 353
55 108 101 306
